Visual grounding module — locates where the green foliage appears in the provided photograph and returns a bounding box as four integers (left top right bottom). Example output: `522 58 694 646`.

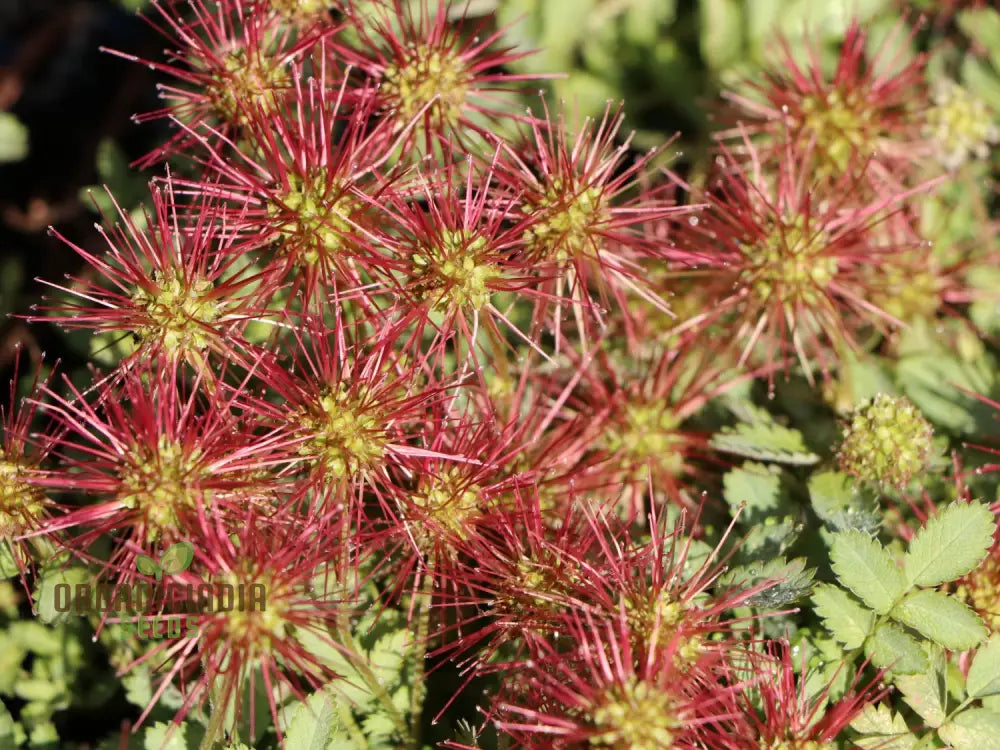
830 530 906 615
891 590 986 652
820 503 994 682
808 471 880 534
850 703 919 749
903 501 996 587
711 406 820 465
968 637 1000 699
812 584 875 649
282 688 349 749
0 113 28 163
937 709 1000 750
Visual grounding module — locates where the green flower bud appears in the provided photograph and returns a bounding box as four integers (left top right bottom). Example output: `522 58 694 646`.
837 394 933 489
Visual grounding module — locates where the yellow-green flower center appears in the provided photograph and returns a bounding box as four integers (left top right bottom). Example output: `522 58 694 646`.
769 741 834 750
217 572 290 655
523 181 608 263
272 169 359 266
268 0 328 23
588 678 680 749
0 451 43 538
408 467 482 547
623 593 701 660
119 438 207 541
300 385 386 478
744 215 836 305
133 271 220 353
381 46 471 130
411 230 500 311
798 89 873 176
924 80 999 171
208 48 290 123
604 400 685 477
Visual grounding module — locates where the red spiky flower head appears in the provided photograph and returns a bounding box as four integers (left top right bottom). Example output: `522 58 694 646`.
328 0 547 156
489 607 750 749
728 640 885 749
669 136 936 383
719 19 929 188
497 101 691 346
32 178 269 381
120 502 351 746
0 349 60 590
116 0 337 166
29 357 281 577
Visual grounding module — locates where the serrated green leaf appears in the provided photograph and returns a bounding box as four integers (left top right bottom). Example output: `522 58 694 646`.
811 583 875 649
891 590 987 651
830 530 906 614
143 722 190 750
735 515 801 561
938 708 1000 750
903 501 995 587
896 666 946 728
968 636 1000 698
866 622 929 674
711 411 819 466
722 462 783 520
721 557 814 608
284 688 349 750
850 703 918 750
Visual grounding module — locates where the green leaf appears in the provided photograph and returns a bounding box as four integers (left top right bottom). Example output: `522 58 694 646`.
903 501 995 587
722 462 783 521
0 541 20 579
284 688 349 750
812 583 875 649
896 662 947 728
958 9 1000 71
808 471 879 533
711 408 820 465
849 703 918 750
143 722 191 750
968 636 1000 699
34 565 91 624
159 542 194 576
135 555 160 579
896 349 995 434
866 622 929 674
0 113 28 163
721 557 815 608
830 530 906 614
938 708 1000 750
891 590 987 651
700 0 743 70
